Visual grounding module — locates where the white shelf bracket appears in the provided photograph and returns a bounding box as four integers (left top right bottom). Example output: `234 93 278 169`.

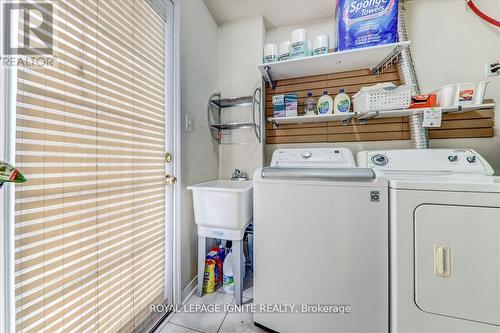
371 45 404 75
263 66 276 89
268 118 279 129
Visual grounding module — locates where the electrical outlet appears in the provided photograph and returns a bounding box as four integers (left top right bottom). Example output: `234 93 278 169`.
185 114 193 132
485 61 500 77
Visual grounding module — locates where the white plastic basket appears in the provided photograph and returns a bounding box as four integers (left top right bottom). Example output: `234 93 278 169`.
353 83 412 113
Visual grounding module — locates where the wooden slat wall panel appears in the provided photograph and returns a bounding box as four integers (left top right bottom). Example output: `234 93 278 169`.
265 66 495 144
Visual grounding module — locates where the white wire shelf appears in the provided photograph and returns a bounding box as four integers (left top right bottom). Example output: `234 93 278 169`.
267 102 495 127
258 41 411 88
356 102 496 120
268 113 356 126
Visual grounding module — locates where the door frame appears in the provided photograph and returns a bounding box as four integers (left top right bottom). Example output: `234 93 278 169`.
165 0 182 306
1 1 18 331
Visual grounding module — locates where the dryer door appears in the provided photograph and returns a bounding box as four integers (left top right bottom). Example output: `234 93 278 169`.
414 204 500 326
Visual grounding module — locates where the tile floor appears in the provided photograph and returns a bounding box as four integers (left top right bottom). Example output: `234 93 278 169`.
157 272 266 333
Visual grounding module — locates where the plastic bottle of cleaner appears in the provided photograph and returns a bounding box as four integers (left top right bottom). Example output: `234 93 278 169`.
223 250 235 294
203 259 216 294
317 91 333 115
334 89 351 113
304 92 316 115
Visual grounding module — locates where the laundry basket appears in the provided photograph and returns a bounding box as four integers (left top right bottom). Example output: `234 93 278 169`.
353 83 412 113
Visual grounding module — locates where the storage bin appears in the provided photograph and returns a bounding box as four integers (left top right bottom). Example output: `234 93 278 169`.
353 83 412 113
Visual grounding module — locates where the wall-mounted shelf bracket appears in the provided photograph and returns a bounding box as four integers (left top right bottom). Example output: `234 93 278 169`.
263 66 276 89
371 45 404 75
269 118 279 128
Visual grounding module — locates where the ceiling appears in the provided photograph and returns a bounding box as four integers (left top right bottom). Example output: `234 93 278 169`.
203 0 335 29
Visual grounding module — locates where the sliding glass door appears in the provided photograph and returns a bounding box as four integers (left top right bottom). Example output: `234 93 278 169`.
12 1 172 331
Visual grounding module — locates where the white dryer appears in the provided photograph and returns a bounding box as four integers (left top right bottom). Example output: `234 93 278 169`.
253 148 389 333
358 149 500 333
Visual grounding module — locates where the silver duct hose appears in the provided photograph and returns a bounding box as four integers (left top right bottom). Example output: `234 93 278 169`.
397 0 429 149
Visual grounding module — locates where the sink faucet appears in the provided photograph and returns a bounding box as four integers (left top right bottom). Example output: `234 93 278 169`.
231 169 248 181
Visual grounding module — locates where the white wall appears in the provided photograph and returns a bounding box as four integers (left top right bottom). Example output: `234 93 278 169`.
179 0 219 292
265 0 500 170
218 16 265 179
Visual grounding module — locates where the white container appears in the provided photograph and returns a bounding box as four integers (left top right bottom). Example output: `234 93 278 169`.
279 41 291 61
432 83 458 107
291 28 307 58
433 81 490 107
187 180 253 233
307 39 313 56
353 83 412 113
334 89 351 113
313 34 329 55
263 43 278 63
317 91 334 114
223 251 235 294
474 80 490 105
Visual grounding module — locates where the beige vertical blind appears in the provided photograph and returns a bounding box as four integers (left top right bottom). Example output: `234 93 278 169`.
15 1 167 332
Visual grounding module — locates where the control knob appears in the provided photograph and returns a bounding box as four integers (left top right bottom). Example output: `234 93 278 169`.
371 154 388 166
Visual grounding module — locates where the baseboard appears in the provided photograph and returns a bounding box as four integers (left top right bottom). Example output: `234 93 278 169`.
181 276 197 304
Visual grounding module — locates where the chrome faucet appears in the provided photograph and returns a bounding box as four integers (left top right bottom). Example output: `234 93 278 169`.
231 169 248 181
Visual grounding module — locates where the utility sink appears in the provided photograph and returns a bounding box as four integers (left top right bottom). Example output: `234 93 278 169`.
187 180 253 239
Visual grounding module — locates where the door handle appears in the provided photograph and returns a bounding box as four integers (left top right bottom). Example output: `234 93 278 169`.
434 244 451 277
165 152 172 163
165 175 177 185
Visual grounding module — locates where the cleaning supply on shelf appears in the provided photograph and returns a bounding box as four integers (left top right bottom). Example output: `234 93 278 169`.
218 244 226 262
273 94 298 117
223 250 235 294
313 34 329 55
263 43 278 63
334 89 351 113
304 92 317 115
457 82 476 106
409 94 437 109
291 28 307 58
203 259 216 294
285 94 298 117
336 0 399 51
208 249 223 286
279 41 291 61
317 91 334 114
273 95 286 118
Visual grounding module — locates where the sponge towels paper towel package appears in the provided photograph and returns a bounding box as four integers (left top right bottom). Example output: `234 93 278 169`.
336 0 399 51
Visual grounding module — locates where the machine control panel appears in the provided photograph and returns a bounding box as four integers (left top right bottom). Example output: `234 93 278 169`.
357 149 494 175
271 148 356 168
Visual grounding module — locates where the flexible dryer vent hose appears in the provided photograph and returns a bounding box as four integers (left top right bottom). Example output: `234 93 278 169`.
397 0 429 149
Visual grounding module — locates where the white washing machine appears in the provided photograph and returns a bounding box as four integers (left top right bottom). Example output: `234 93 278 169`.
253 148 389 333
358 149 500 333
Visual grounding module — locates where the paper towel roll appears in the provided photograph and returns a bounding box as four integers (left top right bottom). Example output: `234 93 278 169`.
263 43 278 63
291 29 307 58
291 29 307 44
313 35 329 55
278 41 291 61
